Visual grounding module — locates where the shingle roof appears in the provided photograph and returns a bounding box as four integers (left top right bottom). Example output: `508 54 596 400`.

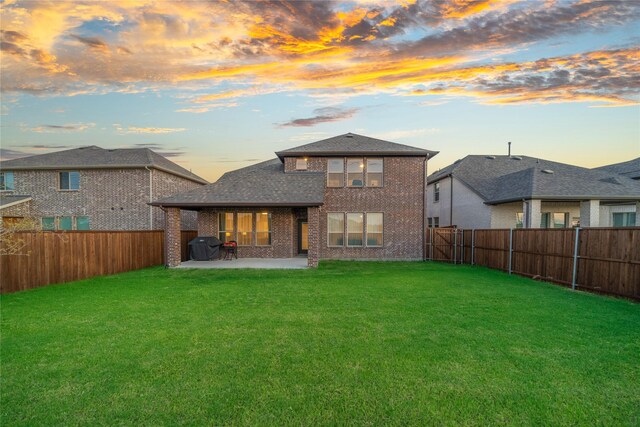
428 155 640 204
151 159 325 208
275 133 438 160
593 157 640 180
0 195 32 210
0 146 207 184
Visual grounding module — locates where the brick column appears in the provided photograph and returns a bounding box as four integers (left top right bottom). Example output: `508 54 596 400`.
165 207 182 267
523 199 542 228
580 200 600 227
307 206 320 268
197 210 216 236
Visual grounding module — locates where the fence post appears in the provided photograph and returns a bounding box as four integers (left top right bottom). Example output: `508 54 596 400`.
508 228 513 274
471 229 475 265
429 228 433 260
453 229 457 264
571 227 580 291
461 230 465 264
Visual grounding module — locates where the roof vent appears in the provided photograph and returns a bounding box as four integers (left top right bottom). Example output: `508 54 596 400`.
485 155 496 160
345 134 353 138
541 169 554 174
511 156 522 160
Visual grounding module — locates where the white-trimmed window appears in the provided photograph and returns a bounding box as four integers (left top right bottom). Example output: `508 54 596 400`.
237 213 252 245
612 212 636 227
366 159 383 187
296 158 308 170
366 213 383 247
218 212 234 243
41 216 90 230
327 213 344 246
434 182 440 202
347 159 364 187
541 212 568 228
0 172 15 191
433 217 440 227
59 171 80 191
256 212 272 246
347 213 363 246
515 212 524 228
327 159 344 187
428 217 433 228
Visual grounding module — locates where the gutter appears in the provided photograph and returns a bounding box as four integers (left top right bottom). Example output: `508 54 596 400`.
145 166 153 230
450 175 454 227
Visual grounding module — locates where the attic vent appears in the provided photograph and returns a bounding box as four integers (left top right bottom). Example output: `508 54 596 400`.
485 155 496 160
541 169 554 174
511 156 522 160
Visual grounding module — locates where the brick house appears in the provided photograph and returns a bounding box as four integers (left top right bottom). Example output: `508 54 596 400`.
152 133 438 267
0 146 207 230
426 155 640 229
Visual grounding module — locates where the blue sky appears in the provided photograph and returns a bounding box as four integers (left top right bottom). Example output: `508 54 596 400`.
1 0 638 181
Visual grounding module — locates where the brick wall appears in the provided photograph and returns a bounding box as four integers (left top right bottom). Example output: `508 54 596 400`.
1 168 203 231
196 207 296 258
152 169 202 230
306 156 426 260
0 200 32 218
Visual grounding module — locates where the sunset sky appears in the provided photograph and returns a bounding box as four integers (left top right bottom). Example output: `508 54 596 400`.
1 0 639 182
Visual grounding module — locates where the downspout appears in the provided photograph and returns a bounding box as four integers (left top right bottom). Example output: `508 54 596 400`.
450 174 454 227
423 154 429 260
145 166 153 230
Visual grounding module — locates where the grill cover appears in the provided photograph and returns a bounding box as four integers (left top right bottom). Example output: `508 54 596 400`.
188 236 222 261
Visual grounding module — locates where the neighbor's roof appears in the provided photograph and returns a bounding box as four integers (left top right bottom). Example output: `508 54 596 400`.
275 133 438 160
593 157 640 180
428 155 640 204
151 159 325 208
0 195 32 210
0 146 207 184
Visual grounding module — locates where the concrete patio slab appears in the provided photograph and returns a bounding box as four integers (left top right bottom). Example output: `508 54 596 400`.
178 257 308 269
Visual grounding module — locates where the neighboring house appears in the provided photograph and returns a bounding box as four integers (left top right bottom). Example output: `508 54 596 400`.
426 155 640 229
0 146 207 230
152 133 438 267
593 157 640 180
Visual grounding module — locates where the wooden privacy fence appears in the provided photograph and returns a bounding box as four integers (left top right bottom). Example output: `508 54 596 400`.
427 227 640 300
1 230 197 294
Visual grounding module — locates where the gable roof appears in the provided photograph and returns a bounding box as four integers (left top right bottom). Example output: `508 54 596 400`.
275 133 438 161
428 155 640 204
593 157 640 180
0 146 207 184
151 159 325 208
0 195 32 210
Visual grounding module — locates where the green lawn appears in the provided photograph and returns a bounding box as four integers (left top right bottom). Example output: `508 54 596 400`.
1 262 639 426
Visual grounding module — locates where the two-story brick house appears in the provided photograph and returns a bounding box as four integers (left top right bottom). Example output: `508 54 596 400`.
0 146 207 230
152 133 438 267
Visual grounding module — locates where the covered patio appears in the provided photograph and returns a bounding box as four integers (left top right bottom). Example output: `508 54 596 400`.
178 257 308 269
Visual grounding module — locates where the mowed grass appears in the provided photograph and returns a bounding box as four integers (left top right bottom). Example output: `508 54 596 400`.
1 262 639 426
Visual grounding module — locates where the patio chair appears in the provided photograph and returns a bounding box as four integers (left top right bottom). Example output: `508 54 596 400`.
223 241 238 260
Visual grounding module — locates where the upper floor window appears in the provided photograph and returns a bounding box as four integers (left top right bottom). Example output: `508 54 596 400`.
59 171 80 191
434 182 440 202
366 159 383 187
327 159 344 187
296 158 308 170
0 171 14 191
347 159 364 187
